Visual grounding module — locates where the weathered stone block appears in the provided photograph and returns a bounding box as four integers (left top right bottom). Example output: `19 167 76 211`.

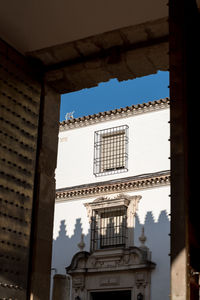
147 42 168 71
93 30 124 50
52 43 80 64
52 274 70 300
37 172 55 205
75 38 100 56
121 24 148 45
125 48 156 77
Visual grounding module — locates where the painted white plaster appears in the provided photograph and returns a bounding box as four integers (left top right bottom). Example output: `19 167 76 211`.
56 108 170 189
52 107 170 300
51 192 170 299
52 186 170 296
53 186 170 240
53 197 95 240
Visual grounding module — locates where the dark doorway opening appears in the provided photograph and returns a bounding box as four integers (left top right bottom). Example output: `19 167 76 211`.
91 290 131 300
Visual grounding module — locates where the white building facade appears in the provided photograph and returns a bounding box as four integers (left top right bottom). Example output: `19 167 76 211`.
52 98 170 300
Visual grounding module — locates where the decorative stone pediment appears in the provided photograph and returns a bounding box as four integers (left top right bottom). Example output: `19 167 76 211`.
85 193 141 211
67 247 154 275
66 246 155 300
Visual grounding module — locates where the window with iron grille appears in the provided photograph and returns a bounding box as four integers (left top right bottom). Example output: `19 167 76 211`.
91 206 127 251
94 125 129 176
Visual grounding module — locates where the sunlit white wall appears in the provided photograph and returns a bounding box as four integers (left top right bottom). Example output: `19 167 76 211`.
53 106 170 300
56 108 170 189
52 185 170 300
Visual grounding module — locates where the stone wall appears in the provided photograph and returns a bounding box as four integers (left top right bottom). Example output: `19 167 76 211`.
0 39 41 299
29 86 60 300
0 38 60 300
29 17 168 94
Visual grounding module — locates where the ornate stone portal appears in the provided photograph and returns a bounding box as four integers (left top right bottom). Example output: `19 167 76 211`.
66 194 156 300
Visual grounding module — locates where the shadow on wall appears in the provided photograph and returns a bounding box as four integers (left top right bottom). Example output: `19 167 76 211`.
51 218 90 275
134 210 170 300
51 210 170 274
51 211 170 300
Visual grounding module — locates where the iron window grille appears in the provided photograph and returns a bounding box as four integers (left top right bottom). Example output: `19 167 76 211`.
90 206 127 251
94 125 129 176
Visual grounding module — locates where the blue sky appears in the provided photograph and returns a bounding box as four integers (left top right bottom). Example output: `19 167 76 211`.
60 71 169 121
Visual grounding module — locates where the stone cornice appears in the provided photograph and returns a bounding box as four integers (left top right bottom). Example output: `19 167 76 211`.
59 98 170 131
56 170 170 202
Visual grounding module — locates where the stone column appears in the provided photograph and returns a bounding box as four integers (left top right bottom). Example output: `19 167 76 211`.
169 0 200 299
52 274 70 300
28 85 61 300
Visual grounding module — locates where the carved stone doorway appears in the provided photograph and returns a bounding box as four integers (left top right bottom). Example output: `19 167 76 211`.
91 290 131 300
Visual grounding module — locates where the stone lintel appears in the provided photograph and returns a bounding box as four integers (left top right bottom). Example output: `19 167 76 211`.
27 17 168 94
